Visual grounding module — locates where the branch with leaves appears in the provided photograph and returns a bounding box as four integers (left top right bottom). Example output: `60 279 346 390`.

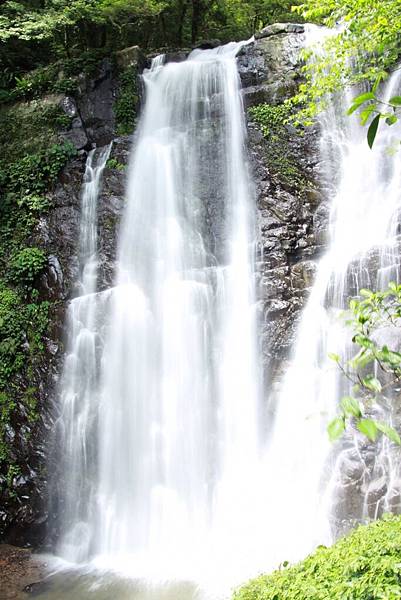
347 85 401 148
328 282 401 445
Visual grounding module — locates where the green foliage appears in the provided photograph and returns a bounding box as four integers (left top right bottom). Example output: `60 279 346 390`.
248 102 291 137
291 0 401 130
328 282 401 445
234 514 401 600
115 67 138 135
10 248 47 287
0 0 299 90
0 141 77 197
248 102 308 193
347 90 401 148
106 157 126 170
0 137 76 478
0 284 50 466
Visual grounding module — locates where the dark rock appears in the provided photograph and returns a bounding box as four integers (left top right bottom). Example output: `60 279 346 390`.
194 39 222 49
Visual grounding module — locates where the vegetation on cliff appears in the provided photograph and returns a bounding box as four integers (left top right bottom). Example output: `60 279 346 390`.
234 515 401 600
0 0 300 95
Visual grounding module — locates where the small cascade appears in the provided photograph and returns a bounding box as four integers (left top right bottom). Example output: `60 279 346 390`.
262 24 401 566
56 144 112 562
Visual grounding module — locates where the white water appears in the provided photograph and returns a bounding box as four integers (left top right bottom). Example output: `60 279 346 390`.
261 25 401 566
56 144 112 561
55 42 270 594
53 28 401 598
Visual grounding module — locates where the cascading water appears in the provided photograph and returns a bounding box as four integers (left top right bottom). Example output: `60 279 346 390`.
262 24 401 566
56 144 112 562
55 42 267 593
51 26 401 599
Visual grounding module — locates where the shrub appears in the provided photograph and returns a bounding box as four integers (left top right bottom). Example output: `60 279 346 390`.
10 248 47 286
115 67 138 135
234 515 401 600
1 141 77 196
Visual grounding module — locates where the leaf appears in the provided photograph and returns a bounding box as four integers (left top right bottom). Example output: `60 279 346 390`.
386 114 398 126
367 114 381 149
328 416 345 442
353 91 376 105
341 396 362 418
372 73 384 93
360 104 377 126
347 92 376 116
389 96 401 106
357 419 378 442
353 334 375 349
376 422 401 445
362 376 382 393
328 352 340 363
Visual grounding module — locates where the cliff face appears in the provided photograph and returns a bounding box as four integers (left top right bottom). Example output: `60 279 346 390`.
239 25 326 381
0 28 327 546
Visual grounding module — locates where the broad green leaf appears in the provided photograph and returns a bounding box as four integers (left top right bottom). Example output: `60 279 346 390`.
357 418 378 442
362 376 382 393
340 396 362 418
347 93 376 116
389 96 401 106
367 114 381 149
376 422 401 445
352 91 376 105
328 352 340 363
328 417 345 442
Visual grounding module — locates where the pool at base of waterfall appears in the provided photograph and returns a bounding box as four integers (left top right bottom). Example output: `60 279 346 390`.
26 568 230 600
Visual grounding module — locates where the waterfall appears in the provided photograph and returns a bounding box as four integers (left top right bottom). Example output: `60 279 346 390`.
56 144 112 562
261 25 401 566
52 28 401 597
55 42 267 591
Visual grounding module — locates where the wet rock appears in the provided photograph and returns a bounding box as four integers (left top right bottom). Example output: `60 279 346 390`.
115 45 145 69
255 23 305 39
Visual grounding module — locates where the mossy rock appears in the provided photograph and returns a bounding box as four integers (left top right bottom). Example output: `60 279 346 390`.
234 515 401 600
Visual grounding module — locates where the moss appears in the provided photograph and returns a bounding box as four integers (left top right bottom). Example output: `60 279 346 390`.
115 67 138 135
234 514 401 600
0 49 108 106
0 91 76 492
106 157 126 171
248 102 308 194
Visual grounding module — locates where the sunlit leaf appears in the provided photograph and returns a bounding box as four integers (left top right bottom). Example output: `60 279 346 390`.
340 396 362 418
376 422 401 445
362 376 382 393
328 417 345 442
389 96 401 106
357 419 378 442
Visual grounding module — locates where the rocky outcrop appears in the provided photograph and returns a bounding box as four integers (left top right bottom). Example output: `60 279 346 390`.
238 29 327 380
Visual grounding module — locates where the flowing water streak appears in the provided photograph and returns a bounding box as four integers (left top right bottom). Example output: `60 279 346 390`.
56 144 112 562
262 25 401 566
56 42 266 590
